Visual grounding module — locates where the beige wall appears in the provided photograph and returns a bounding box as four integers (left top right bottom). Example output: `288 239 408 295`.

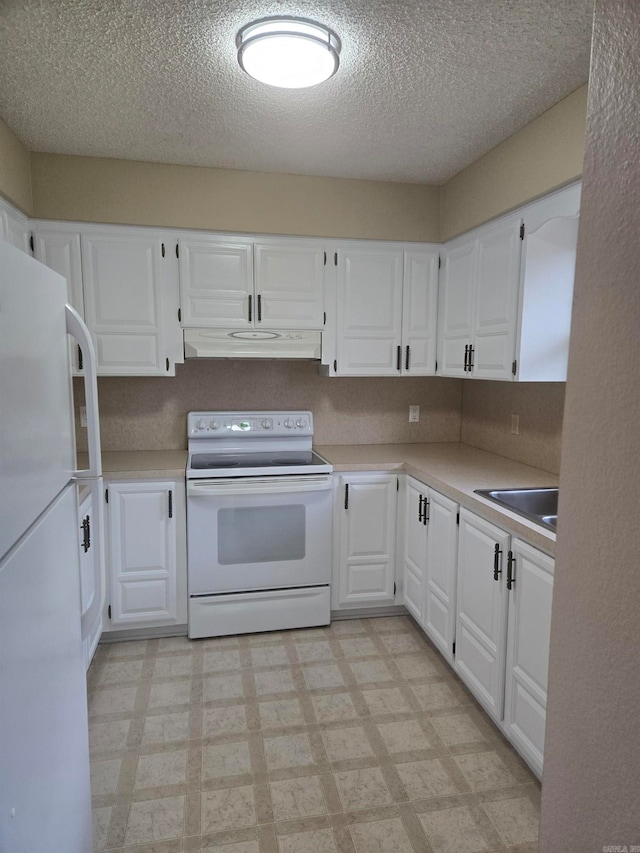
73 362 462 452
440 86 588 241
541 1 640 848
460 382 564 474
30 153 441 242
0 118 32 215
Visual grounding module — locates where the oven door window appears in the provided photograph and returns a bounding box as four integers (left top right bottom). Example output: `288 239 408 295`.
218 505 305 564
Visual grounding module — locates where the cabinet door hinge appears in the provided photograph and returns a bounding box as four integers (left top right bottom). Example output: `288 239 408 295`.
519 223 525 240
333 359 337 373
452 641 456 655
161 242 166 257
176 242 180 258
512 359 517 376
105 488 109 503
29 234 34 253
178 308 182 322
435 359 438 372
456 511 460 525
394 582 397 596
166 357 170 371
108 605 111 619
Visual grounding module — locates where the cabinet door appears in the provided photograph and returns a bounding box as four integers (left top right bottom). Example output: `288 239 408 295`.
424 489 458 663
401 250 439 375
179 236 253 327
107 481 177 626
403 477 428 623
336 247 403 375
78 486 103 669
503 539 554 777
472 215 522 380
336 473 397 607
33 228 85 375
438 239 475 377
82 232 171 375
455 509 510 721
254 241 324 329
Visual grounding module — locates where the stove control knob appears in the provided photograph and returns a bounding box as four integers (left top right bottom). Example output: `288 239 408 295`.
195 419 205 430
209 420 220 430
296 418 306 429
284 419 294 429
261 419 273 430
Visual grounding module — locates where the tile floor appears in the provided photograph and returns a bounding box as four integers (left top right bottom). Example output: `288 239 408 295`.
87 615 540 852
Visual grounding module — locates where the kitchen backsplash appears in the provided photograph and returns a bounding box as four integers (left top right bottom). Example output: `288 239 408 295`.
74 360 463 451
460 381 565 474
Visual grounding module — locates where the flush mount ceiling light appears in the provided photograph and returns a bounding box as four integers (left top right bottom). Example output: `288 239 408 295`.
236 17 341 89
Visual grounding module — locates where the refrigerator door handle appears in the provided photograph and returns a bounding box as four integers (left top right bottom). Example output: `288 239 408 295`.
66 304 102 479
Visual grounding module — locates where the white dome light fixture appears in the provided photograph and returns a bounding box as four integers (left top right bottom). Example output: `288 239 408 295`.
237 17 341 89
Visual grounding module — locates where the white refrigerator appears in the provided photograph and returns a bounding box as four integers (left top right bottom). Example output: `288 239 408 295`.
0 241 102 852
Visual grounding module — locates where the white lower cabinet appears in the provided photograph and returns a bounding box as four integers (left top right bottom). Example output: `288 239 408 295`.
104 479 187 633
333 473 398 609
402 478 458 663
78 483 103 669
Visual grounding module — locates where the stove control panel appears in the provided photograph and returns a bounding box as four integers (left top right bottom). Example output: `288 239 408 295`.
188 411 313 438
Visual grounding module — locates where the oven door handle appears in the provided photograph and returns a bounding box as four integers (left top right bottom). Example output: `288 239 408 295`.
187 475 332 497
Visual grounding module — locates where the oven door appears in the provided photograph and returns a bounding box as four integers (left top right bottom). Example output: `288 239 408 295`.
187 475 332 595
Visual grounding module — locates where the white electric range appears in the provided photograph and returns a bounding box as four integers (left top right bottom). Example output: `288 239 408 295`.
186 411 333 638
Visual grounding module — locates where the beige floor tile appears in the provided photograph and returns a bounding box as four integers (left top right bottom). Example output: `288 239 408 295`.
411 682 460 712
90 758 121 797
107 639 148 657
259 698 305 729
482 796 540 845
89 685 137 716
362 687 413 716
92 805 111 851
370 617 412 633
204 649 242 673
98 659 144 684
203 842 259 853
295 640 333 662
349 659 393 684
381 634 423 655
201 786 257 832
395 655 439 680
453 751 518 791
311 692 359 724
329 619 366 634
278 827 337 852
153 655 194 678
333 767 394 811
396 759 459 799
203 740 252 779
376 719 431 753
148 679 192 709
263 732 314 769
89 719 131 753
250 645 288 667
338 638 379 658
124 794 185 844
350 816 414 852
254 668 296 695
203 704 248 737
269 775 326 821
142 711 190 744
157 636 194 653
418 806 489 853
204 674 244 702
303 663 345 690
430 714 485 747
135 749 187 788
322 725 374 762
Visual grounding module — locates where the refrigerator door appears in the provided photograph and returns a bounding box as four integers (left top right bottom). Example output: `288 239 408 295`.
0 484 93 853
0 242 75 560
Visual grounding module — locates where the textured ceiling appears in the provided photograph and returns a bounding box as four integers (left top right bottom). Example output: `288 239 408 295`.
0 0 593 184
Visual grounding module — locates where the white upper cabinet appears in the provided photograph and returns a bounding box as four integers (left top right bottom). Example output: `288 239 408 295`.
179 235 254 327
82 230 179 376
179 236 325 330
438 181 581 382
254 241 325 329
334 244 438 376
439 214 522 380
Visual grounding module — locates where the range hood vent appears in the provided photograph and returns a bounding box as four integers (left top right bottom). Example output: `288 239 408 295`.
184 329 322 360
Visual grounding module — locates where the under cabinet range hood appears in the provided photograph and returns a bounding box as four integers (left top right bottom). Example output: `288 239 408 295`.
184 329 322 360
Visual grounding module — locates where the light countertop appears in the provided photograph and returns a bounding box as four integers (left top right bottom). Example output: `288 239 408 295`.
316 443 558 554
78 450 187 480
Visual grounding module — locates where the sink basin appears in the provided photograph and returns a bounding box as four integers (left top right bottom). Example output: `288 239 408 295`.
474 488 558 532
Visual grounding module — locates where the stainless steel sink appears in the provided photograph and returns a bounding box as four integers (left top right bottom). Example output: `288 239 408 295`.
474 488 558 531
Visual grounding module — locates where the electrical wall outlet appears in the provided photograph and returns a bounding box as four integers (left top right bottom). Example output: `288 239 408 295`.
511 414 519 435
80 406 88 428
409 405 420 423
